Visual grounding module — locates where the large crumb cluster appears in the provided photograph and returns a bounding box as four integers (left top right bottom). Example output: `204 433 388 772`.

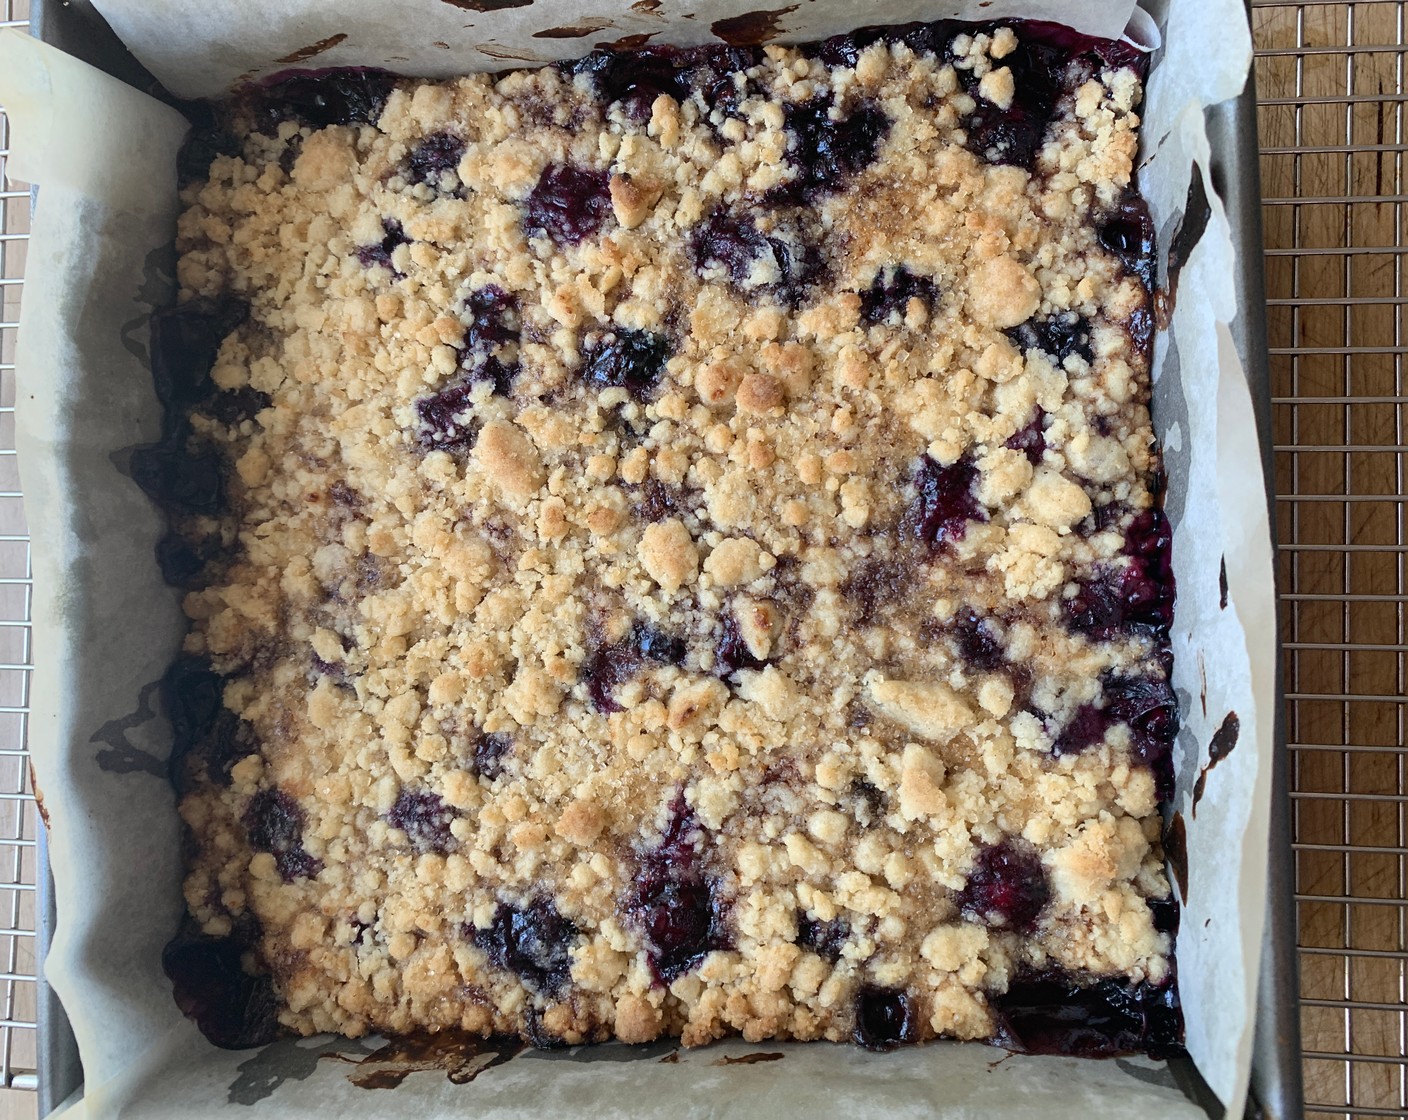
169 25 1173 1049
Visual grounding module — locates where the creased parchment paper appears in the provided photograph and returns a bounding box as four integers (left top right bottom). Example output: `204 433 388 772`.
0 0 1266 1115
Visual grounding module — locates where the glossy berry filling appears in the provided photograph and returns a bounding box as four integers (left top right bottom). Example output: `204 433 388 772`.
387 789 457 853
525 163 612 245
852 985 919 1051
908 454 987 548
715 612 768 676
766 95 890 206
583 623 687 712
990 970 1183 1058
1006 314 1093 365
1004 409 1049 465
243 789 320 881
583 329 671 399
473 899 579 997
690 208 822 307
162 932 281 1049
405 130 465 188
470 732 514 780
131 443 226 515
149 298 249 419
1065 508 1175 641
156 530 225 590
356 217 410 275
414 381 478 452
1098 191 1157 292
626 797 728 983
857 265 939 325
955 838 1051 931
253 68 396 133
795 912 848 962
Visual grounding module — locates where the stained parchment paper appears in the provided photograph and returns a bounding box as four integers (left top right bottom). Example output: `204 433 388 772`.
0 0 1267 1116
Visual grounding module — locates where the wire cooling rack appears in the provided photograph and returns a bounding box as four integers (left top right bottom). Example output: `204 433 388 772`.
1254 1 1408 1117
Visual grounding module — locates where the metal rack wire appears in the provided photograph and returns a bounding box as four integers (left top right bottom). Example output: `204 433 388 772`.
1254 1 1408 1117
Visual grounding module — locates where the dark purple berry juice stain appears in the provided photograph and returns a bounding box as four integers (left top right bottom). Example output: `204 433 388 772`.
252 68 397 133
470 732 514 780
1098 190 1157 293
1065 508 1174 642
766 95 889 206
472 899 579 996
414 382 478 452
852 985 919 1051
463 284 519 352
524 163 612 245
584 623 686 712
955 838 1051 931
795 912 848 962
950 609 1005 671
387 789 457 853
689 209 822 307
157 530 225 590
405 130 465 187
715 612 768 676
243 788 321 881
583 329 671 399
1006 314 1093 365
1053 671 1179 798
857 266 939 325
149 297 249 418
162 931 281 1049
1003 409 1048 465
907 454 986 548
163 658 258 793
131 443 226 515
625 797 729 984
356 217 410 275
990 969 1183 1058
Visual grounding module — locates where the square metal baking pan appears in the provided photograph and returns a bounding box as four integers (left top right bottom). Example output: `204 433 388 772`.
24 2 1302 1116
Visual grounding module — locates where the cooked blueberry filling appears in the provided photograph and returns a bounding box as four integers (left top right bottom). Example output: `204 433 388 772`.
1006 313 1093 365
414 381 478 451
796 912 848 961
990 969 1182 1058
525 163 612 245
1098 191 1157 292
951 609 1006 671
1004 410 1048 465
852 985 918 1051
908 454 987 548
463 284 519 352
470 732 514 780
858 265 939 325
156 530 225 590
405 130 465 188
766 95 890 205
626 797 729 983
1065 508 1174 641
150 297 249 421
254 68 396 133
243 789 320 881
956 838 1051 931
356 217 410 274
957 35 1065 170
162 930 281 1049
566 49 690 120
206 388 272 427
473 899 579 996
690 208 822 306
387 789 457 853
715 612 768 676
131 442 225 515
583 329 671 399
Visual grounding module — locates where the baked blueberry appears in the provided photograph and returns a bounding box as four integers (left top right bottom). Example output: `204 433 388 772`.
525 163 612 245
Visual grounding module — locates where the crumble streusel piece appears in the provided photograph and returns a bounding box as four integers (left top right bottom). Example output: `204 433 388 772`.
147 19 1181 1056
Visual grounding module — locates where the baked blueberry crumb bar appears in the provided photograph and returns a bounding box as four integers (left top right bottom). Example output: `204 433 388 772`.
148 18 1183 1056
